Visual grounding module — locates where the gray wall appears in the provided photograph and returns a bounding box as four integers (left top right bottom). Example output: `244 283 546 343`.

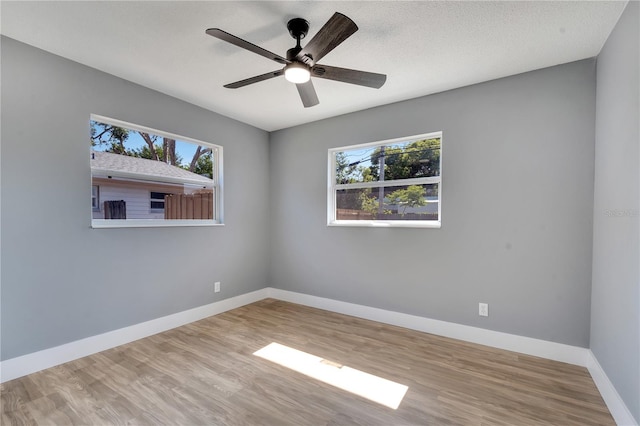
269 59 596 347
0 37 270 361
591 1 640 422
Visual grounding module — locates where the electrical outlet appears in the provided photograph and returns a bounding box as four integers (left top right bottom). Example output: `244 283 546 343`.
479 303 489 317
214 281 221 293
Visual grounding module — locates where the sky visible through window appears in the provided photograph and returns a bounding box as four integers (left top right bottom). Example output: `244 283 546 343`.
340 141 441 171
341 146 377 169
337 139 441 185
92 130 198 168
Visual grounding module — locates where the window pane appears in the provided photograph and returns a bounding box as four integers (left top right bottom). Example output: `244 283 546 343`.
150 192 168 200
90 117 219 223
335 147 378 184
336 138 440 184
336 184 438 221
92 185 99 210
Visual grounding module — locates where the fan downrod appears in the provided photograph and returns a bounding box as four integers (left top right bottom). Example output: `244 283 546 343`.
287 18 310 60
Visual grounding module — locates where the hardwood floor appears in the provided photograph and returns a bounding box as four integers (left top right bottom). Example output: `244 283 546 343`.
1 299 614 425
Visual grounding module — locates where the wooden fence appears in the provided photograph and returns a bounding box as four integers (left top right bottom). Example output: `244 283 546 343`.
165 192 213 220
337 209 374 220
337 209 438 221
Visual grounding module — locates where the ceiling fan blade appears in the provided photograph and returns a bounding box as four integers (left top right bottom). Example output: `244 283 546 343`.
296 80 319 107
296 12 358 66
206 28 289 65
312 64 386 89
224 69 284 89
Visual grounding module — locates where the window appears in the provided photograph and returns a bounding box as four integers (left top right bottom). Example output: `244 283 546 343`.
92 185 100 211
90 114 223 228
328 132 442 228
150 192 169 211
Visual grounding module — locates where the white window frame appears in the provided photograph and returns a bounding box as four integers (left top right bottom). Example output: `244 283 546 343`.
92 185 100 211
328 131 442 229
150 191 169 212
90 114 224 228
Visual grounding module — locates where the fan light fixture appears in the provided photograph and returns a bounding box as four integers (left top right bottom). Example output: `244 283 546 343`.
284 62 310 84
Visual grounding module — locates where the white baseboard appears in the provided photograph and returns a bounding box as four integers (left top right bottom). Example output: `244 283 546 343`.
2 286 635 426
0 288 269 383
267 288 589 366
587 350 638 426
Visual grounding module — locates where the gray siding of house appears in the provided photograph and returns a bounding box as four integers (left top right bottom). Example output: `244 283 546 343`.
591 2 640 422
269 59 596 347
0 36 270 360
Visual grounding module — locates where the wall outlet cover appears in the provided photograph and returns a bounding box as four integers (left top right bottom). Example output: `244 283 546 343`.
479 303 489 317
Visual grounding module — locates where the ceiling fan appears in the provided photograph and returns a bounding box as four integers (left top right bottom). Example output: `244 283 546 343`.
206 12 386 108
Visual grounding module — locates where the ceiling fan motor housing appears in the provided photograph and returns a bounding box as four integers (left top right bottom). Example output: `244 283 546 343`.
287 18 310 40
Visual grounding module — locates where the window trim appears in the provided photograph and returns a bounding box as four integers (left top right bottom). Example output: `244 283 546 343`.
150 191 169 212
327 131 442 229
90 114 224 228
91 219 224 229
91 185 100 211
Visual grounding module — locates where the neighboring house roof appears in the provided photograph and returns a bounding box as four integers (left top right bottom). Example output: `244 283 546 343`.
91 151 213 186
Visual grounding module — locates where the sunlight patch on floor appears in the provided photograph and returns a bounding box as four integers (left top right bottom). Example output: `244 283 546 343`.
253 342 408 409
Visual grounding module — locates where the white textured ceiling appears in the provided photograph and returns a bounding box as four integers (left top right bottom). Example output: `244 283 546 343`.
0 1 626 131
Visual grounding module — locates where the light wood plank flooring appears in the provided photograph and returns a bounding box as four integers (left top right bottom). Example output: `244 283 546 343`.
1 299 613 425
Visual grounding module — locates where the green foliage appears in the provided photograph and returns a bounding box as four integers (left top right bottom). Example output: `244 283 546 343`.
193 152 213 178
91 121 133 155
386 185 427 215
104 143 134 156
370 138 440 181
131 144 184 165
335 152 355 184
91 121 129 147
134 144 161 160
336 152 374 184
359 192 380 217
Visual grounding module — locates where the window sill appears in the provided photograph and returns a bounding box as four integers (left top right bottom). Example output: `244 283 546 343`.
328 220 441 229
91 219 223 229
